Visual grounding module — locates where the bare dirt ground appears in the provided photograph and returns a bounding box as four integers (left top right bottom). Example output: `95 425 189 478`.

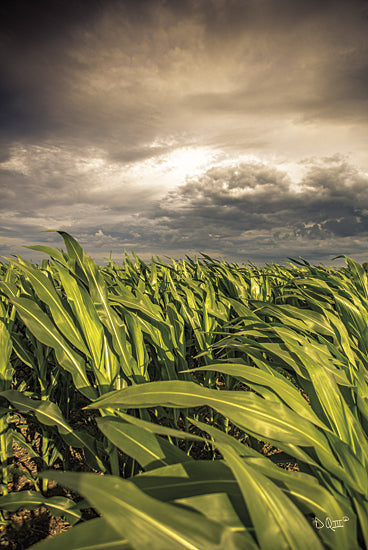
0 439 71 549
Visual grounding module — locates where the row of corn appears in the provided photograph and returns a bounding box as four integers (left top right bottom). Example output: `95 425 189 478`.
0 232 367 549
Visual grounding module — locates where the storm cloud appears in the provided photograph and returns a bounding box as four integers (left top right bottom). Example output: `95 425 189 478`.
147 157 368 259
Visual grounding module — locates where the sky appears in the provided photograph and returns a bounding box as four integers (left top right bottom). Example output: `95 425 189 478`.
1 0 368 266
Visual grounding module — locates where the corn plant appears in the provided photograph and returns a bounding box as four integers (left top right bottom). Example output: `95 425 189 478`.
0 233 367 549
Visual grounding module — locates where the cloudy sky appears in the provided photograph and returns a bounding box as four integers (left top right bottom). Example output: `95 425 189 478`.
1 0 368 266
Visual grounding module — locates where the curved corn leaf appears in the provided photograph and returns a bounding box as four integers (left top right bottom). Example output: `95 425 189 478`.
189 419 359 550
57 232 139 382
56 264 119 389
41 470 253 550
219 443 324 550
25 245 68 267
87 380 365 493
97 416 192 471
28 517 132 549
0 319 12 390
9 258 90 357
174 492 244 530
0 491 82 525
128 460 244 512
87 380 331 451
0 390 104 472
6 296 95 400
183 363 328 429
29 517 132 549
108 289 165 325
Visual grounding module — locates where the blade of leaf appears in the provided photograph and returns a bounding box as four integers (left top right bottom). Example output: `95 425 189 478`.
97 416 192 471
7 296 96 400
41 470 252 550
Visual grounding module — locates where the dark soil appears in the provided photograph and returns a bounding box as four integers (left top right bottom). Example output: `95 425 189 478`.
0 436 72 549
0 507 70 550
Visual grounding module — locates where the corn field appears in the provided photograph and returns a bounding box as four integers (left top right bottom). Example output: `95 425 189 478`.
0 231 368 549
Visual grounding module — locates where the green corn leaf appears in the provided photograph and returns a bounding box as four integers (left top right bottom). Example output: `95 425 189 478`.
11 332 38 371
97 416 192 471
189 419 359 550
56 231 89 283
28 517 132 550
9 258 90 357
0 320 12 390
87 380 363 492
174 492 258 548
174 492 245 531
0 491 82 525
130 460 244 515
57 232 139 381
252 302 335 337
182 363 328 429
56 263 119 389
345 257 368 300
301 360 368 462
41 470 253 550
11 430 40 458
0 390 104 472
108 288 165 325
7 296 96 400
219 442 324 550
124 311 149 380
0 281 19 300
352 495 368 550
115 411 203 442
87 380 331 451
29 518 132 550
25 245 68 267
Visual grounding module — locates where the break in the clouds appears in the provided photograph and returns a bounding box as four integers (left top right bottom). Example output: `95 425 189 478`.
1 0 367 265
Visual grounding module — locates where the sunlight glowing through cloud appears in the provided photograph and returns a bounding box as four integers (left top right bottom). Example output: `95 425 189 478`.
161 146 219 181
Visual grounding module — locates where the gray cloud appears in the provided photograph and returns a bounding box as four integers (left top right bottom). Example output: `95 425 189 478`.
3 156 366 266
117 156 368 264
1 0 367 149
0 144 164 218
164 158 367 226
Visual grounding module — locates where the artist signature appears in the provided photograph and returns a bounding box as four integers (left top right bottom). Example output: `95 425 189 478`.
313 516 349 532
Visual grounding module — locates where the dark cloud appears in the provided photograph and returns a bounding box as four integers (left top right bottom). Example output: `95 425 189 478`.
127 157 368 262
0 147 158 218
3 156 364 266
1 0 367 148
0 0 106 45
